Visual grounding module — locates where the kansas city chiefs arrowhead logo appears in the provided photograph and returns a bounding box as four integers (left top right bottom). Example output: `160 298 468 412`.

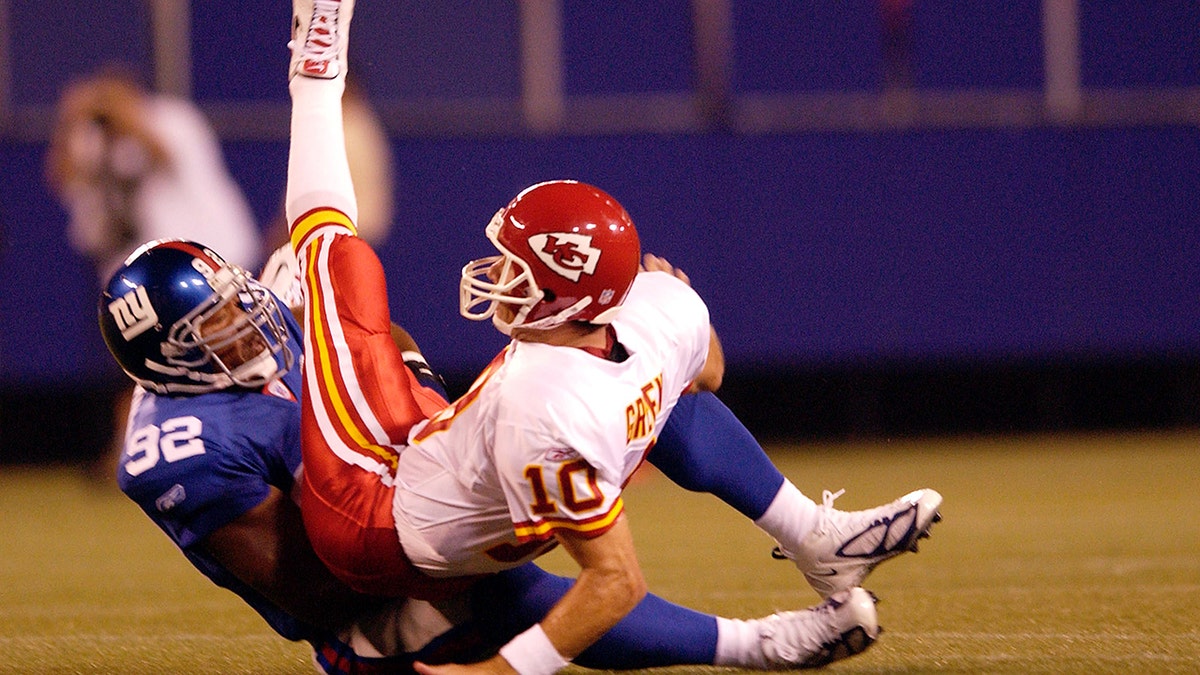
529 232 601 282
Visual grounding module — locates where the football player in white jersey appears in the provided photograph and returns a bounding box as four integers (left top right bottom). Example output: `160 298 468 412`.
285 1 941 673
99 239 872 673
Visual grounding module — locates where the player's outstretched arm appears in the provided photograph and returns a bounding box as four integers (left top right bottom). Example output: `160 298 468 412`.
415 516 647 675
538 516 647 658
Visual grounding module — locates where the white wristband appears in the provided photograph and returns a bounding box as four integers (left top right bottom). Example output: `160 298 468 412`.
498 624 569 675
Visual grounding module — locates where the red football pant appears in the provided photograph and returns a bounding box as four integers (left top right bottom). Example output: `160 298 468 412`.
293 216 473 600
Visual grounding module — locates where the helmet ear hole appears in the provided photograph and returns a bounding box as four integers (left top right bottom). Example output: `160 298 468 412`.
542 288 557 302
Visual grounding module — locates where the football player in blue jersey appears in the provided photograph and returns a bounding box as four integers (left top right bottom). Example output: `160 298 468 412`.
100 239 887 673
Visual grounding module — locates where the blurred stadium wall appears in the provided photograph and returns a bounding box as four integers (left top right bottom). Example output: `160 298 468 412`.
2 1 1198 463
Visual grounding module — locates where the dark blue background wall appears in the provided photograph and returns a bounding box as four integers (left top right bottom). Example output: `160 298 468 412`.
8 126 1199 377
3 1 1198 460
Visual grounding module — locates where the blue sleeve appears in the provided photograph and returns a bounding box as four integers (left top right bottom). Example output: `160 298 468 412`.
463 564 717 668
650 391 785 520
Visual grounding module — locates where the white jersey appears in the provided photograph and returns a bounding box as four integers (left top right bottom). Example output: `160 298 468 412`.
392 271 710 576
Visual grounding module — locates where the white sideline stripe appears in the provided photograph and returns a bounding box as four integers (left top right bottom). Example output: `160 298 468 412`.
708 582 1200 602
0 634 281 645
0 600 237 618
9 624 1200 638
942 583 1200 595
888 630 1200 640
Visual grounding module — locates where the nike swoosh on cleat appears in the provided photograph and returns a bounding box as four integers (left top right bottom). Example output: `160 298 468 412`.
811 569 839 576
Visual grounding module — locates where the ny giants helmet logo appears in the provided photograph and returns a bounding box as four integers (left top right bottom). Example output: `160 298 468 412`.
109 286 158 341
529 233 601 282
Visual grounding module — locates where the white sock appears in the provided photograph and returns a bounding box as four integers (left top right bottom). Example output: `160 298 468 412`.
286 75 358 228
714 617 767 669
753 479 820 554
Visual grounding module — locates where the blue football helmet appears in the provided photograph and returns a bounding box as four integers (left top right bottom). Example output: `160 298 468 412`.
99 239 294 394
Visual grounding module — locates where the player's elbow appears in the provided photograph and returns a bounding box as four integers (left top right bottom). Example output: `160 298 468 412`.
609 564 648 615
626 565 648 600
689 357 724 393
692 328 726 392
693 365 724 392
585 562 646 619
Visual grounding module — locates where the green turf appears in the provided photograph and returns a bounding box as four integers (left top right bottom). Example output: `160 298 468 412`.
2 430 1198 673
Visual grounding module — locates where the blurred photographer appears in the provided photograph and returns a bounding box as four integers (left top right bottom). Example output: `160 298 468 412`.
46 67 262 477
46 67 260 283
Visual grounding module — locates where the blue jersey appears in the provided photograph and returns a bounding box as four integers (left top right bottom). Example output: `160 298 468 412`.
116 306 314 642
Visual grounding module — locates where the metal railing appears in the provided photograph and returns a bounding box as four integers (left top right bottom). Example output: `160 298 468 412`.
2 0 1196 142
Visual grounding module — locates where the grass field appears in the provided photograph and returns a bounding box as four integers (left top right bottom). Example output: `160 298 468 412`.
2 430 1198 674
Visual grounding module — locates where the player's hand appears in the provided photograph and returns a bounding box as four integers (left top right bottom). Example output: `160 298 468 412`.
414 656 516 675
640 253 691 286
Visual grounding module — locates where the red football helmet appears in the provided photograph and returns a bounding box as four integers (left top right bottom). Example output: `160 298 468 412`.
460 180 641 334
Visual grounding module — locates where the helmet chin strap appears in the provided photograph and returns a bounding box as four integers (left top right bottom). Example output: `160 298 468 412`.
589 305 622 325
491 313 515 336
501 297 597 335
141 346 283 394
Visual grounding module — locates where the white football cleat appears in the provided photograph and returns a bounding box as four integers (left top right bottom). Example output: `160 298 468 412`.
776 488 943 599
289 0 353 80
756 587 879 669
